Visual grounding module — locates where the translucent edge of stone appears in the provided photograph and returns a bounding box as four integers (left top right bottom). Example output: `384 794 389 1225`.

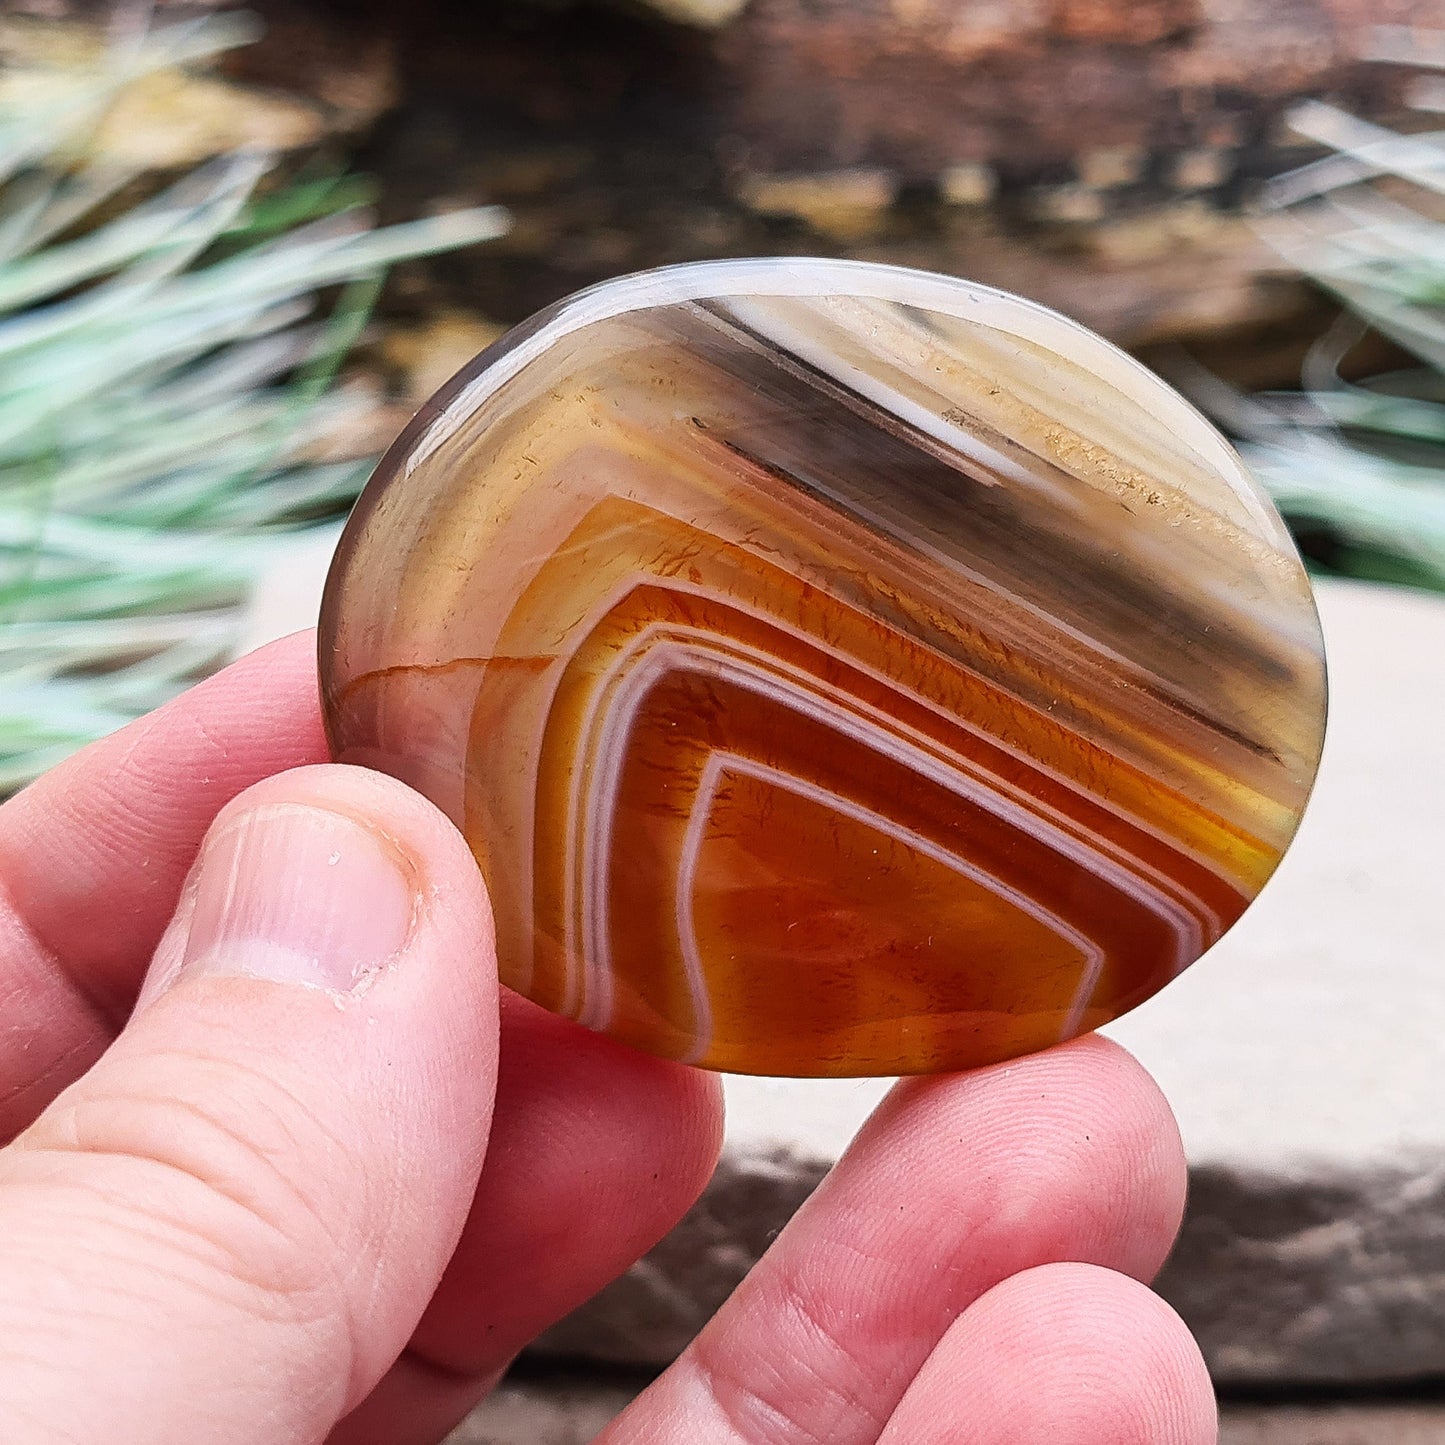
400 257 1294 558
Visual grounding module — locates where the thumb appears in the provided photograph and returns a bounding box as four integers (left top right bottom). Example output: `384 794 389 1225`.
0 765 498 1444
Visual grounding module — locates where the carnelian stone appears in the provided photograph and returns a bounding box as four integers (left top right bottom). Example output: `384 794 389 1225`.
318 259 1327 1077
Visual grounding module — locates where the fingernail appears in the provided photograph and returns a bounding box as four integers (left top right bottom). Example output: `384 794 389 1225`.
177 804 417 994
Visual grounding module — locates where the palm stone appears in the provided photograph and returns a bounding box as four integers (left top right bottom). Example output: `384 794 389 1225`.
319 258 1327 1077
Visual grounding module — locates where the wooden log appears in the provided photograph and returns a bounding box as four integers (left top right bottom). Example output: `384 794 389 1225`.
245 0 1437 376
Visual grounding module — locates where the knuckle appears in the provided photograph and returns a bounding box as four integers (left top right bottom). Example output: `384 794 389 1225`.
686 1272 892 1445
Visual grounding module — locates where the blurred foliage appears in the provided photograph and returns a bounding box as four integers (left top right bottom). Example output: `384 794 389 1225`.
1236 62 1445 595
4 15 1442 790
0 13 506 790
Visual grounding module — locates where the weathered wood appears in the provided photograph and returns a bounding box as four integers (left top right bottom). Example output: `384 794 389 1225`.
704 0 1430 174
211 0 1439 375
341 0 1434 178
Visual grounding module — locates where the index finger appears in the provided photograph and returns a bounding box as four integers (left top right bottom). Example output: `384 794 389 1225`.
0 631 327 1131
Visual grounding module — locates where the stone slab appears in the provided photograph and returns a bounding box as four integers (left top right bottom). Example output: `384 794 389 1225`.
246 542 1445 1386
237 524 344 659
1219 1401 1445 1445
533 580 1445 1387
445 1376 639 1445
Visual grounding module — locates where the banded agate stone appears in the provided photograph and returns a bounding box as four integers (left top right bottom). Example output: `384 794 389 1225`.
319 259 1326 1077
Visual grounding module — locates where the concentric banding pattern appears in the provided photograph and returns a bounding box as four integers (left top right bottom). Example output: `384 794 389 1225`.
320 259 1327 1077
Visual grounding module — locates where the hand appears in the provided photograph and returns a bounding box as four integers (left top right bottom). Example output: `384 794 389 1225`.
0 632 1216 1444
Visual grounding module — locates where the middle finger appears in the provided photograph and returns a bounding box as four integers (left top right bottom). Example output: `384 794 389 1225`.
603 1033 1187 1445
330 990 725 1445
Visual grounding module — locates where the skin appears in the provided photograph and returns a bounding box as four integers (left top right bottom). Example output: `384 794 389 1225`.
0 631 1218 1444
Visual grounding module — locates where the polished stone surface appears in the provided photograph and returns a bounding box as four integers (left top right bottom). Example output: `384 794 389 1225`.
318 258 1326 1076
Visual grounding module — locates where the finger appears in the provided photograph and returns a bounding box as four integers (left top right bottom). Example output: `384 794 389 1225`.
331 996 724 1445
877 1262 1216 1444
603 1035 1186 1445
412 996 724 1371
0 764 497 1445
0 632 327 1134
